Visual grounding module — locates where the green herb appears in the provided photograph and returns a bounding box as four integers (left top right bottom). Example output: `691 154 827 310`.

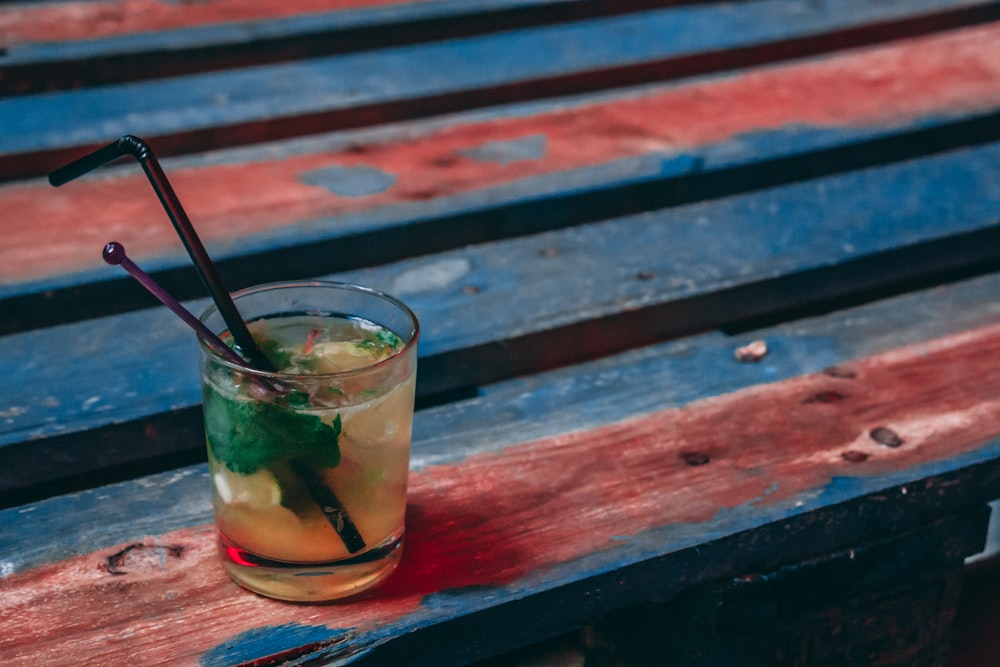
379 329 402 347
355 329 403 357
204 384 341 474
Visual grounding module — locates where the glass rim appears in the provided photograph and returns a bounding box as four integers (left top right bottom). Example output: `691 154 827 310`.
197 279 419 380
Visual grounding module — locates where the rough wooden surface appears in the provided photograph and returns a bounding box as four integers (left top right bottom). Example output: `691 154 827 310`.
2 0 999 664
3 18 999 307
3 0 998 181
2 305 1000 665
0 0 673 82
3 268 1000 570
2 139 998 501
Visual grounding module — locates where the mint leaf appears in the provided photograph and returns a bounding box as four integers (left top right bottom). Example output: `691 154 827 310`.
378 329 402 347
302 413 342 468
355 328 403 358
204 384 341 474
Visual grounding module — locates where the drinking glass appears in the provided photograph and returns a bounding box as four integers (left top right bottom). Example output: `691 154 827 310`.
198 281 418 602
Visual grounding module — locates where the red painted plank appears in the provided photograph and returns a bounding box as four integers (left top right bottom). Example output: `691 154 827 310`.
0 0 417 45
3 318 1000 664
2 21 998 289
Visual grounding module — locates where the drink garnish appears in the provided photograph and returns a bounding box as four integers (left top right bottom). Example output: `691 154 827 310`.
304 328 322 353
203 384 342 475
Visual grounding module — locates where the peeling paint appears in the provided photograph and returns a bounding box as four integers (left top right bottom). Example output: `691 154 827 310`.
392 257 471 295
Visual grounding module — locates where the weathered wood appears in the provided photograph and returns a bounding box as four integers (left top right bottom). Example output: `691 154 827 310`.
1 140 998 501
2 18 999 334
2 300 1000 665
2 2 998 664
2 0 998 182
4 267 999 571
2 0 418 44
0 0 695 94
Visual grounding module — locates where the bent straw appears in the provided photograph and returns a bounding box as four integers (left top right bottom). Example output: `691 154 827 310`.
104 241 366 554
50 135 273 371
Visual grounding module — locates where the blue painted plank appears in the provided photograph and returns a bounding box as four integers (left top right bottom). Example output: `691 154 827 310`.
0 0 582 65
0 0 994 179
0 1 674 69
6 266 1000 575
0 141 997 495
4 0 675 99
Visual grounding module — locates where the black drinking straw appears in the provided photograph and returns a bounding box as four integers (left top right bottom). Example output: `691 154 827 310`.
103 241 366 554
50 135 273 371
66 138 367 555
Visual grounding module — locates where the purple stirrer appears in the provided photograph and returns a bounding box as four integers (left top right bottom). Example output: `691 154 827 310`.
103 242 248 368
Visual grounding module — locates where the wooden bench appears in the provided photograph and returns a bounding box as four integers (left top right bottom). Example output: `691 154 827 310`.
1 1 999 664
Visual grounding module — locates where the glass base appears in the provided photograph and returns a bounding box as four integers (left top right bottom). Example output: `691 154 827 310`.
218 530 404 602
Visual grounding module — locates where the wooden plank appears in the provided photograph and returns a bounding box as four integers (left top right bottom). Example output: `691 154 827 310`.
2 0 997 181
6 267 1000 572
0 0 669 48
0 140 997 500
0 1 994 663
0 1 694 94
0 0 419 43
3 19 999 333
2 279 1000 665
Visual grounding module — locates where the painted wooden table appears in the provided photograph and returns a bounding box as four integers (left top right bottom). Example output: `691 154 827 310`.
1 1 999 665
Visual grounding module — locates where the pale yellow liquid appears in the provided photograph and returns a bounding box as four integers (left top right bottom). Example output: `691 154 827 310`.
204 315 415 601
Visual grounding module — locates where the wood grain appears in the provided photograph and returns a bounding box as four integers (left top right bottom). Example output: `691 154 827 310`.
0 1 702 95
3 0 997 180
3 312 1000 665
1 0 419 43
0 139 997 497
4 266 1000 569
2 19 998 322
2 1 998 663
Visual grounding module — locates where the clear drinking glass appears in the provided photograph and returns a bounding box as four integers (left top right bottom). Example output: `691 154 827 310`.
198 281 418 602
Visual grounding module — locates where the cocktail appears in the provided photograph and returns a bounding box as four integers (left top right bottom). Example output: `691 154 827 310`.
199 281 418 601
51 136 420 602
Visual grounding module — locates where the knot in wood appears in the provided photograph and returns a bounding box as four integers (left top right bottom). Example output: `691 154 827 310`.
682 452 711 466
105 542 185 576
804 390 845 404
841 450 869 463
869 426 904 448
